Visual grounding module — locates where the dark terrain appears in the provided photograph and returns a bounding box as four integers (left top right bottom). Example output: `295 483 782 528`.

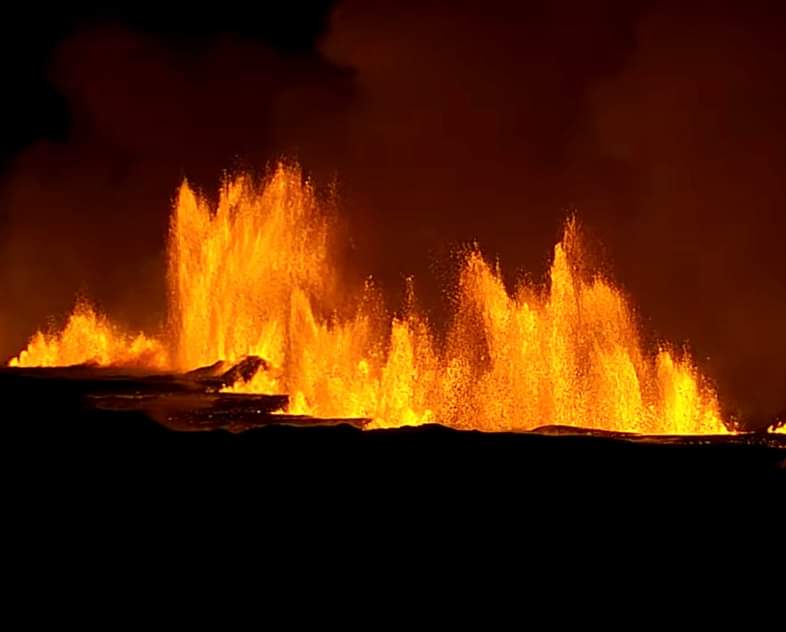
2 364 783 499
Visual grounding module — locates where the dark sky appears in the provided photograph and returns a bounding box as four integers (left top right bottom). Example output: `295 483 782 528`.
1 0 785 424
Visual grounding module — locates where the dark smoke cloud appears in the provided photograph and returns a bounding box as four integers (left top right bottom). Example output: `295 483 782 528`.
1 1 785 424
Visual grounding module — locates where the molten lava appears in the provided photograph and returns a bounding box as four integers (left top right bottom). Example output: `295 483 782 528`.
167 168 334 372
9 299 167 369
9 163 727 434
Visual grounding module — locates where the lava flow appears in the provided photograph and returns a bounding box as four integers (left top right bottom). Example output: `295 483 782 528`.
9 163 727 434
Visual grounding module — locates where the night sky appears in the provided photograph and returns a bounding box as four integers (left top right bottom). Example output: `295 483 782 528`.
1 1 785 425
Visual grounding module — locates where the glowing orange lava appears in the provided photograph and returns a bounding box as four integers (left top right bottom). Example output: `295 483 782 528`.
9 299 167 369
10 163 728 434
167 166 334 372
179 165 724 434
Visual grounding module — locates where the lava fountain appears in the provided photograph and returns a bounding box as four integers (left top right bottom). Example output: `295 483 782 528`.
9 163 726 434
9 298 167 370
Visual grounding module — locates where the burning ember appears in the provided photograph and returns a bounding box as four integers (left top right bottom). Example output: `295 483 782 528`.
9 163 727 434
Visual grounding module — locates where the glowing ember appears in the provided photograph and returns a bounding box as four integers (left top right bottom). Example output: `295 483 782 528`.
9 163 728 434
9 299 167 369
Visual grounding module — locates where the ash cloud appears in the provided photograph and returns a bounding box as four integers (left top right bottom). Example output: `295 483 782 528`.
2 0 786 423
